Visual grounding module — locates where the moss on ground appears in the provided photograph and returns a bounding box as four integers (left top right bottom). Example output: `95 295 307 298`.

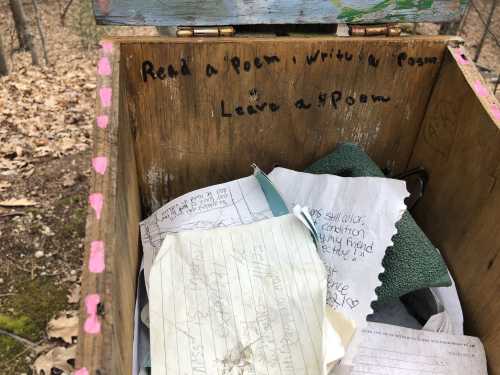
6 279 69 338
0 278 69 372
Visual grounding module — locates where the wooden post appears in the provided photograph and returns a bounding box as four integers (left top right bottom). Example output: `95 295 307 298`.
0 34 9 76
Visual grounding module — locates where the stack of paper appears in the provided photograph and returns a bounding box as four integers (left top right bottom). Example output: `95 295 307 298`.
136 166 489 375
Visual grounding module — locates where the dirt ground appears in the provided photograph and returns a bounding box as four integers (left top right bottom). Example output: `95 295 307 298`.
0 0 95 372
0 0 156 373
0 0 498 373
460 0 500 92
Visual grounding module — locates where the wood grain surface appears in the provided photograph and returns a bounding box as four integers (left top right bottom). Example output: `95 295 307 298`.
409 46 500 375
77 36 500 375
121 36 455 214
76 42 142 375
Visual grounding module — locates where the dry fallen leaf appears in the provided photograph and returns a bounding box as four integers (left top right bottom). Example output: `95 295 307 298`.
32 345 76 375
0 181 11 192
67 284 81 304
47 311 79 344
0 198 37 207
62 174 76 187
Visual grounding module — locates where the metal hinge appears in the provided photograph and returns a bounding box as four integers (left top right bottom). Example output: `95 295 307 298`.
176 26 235 37
349 24 401 37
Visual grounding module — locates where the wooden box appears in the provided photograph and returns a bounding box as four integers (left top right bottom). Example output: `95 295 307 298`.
76 36 500 375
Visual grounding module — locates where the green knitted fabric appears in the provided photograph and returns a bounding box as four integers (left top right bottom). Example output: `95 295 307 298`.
305 143 451 302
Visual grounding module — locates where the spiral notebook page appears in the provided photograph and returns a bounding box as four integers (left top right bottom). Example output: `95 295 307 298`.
149 215 343 375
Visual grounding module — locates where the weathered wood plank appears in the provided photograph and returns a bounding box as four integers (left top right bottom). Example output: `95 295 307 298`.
76 40 142 375
75 37 500 374
409 46 500 375
120 36 457 214
94 0 466 26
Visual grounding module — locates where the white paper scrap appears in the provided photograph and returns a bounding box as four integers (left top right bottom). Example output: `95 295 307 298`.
334 322 488 375
268 168 408 328
140 176 272 292
149 214 343 375
141 167 408 331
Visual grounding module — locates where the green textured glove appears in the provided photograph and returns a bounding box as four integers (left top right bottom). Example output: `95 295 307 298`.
305 143 451 302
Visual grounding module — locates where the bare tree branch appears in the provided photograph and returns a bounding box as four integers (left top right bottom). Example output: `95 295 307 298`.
0 328 37 348
60 0 75 26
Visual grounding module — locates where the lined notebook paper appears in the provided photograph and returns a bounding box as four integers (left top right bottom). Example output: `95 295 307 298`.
141 168 408 336
149 214 343 375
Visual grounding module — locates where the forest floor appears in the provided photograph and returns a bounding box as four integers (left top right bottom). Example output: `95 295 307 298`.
0 0 156 373
0 0 498 373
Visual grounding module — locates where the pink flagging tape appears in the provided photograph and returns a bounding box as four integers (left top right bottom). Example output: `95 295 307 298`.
89 241 105 273
74 368 89 375
454 48 469 65
100 40 113 53
98 57 112 76
96 115 109 129
474 80 488 97
99 87 112 108
84 294 101 334
492 104 500 121
89 193 104 220
92 156 108 175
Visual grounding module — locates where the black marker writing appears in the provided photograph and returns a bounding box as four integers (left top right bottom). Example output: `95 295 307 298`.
206 64 218 77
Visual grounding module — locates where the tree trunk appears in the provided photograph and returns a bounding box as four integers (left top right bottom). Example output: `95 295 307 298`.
0 35 9 76
9 0 39 65
31 0 49 65
9 0 31 50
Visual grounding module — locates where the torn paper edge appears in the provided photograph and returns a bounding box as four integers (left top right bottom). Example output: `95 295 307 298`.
344 187 409 363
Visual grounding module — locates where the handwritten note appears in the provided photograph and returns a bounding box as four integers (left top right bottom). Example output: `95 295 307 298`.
141 168 407 332
149 214 343 375
334 322 487 375
140 176 272 293
268 168 408 328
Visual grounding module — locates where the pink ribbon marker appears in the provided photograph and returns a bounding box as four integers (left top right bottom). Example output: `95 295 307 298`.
473 80 488 97
89 193 104 220
99 87 112 107
96 115 109 129
89 241 105 273
491 104 500 121
84 294 101 335
98 57 112 76
100 40 113 53
92 156 108 175
74 368 89 375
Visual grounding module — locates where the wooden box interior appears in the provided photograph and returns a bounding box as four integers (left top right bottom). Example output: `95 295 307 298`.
77 36 500 375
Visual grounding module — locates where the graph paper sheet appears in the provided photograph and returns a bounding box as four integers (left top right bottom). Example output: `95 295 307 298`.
333 322 487 375
149 214 344 375
140 176 272 293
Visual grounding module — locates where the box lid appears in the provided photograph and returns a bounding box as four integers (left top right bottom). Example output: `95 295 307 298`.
94 0 467 26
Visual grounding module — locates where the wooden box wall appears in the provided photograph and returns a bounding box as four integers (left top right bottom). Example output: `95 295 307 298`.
76 36 500 375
